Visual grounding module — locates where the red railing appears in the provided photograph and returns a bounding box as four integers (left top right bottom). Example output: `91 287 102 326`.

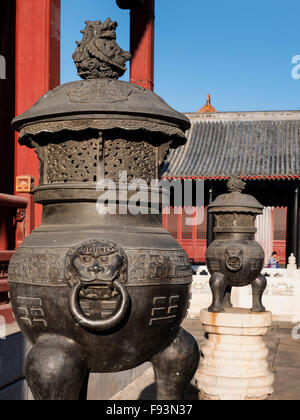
0 193 28 323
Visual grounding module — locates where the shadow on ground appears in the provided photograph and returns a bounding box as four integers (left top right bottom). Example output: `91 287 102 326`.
138 382 199 401
116 319 300 401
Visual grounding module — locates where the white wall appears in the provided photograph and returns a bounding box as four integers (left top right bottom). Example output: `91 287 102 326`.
189 266 300 323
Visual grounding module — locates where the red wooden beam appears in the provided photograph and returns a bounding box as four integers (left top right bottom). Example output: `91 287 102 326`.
0 193 28 208
14 0 61 228
0 282 9 294
0 250 14 262
130 0 155 91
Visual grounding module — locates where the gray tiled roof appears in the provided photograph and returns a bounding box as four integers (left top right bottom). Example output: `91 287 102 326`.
162 111 300 180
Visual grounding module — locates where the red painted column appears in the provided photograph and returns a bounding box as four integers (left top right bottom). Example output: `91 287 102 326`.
130 0 154 91
14 0 60 228
0 1 16 251
162 212 167 231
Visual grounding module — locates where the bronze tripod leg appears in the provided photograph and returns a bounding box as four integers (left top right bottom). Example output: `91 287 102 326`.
251 274 267 312
208 272 227 313
25 335 88 400
223 286 233 309
150 328 200 400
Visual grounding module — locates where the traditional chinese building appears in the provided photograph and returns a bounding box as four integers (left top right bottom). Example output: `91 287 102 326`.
162 106 300 268
1 0 300 401
1 0 299 329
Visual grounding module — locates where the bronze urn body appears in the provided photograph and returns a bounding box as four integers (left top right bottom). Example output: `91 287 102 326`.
206 177 267 313
8 19 199 400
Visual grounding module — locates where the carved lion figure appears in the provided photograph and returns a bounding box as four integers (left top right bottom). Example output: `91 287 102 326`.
73 19 131 80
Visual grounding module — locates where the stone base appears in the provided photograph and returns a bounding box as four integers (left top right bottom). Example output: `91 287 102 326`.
195 308 274 400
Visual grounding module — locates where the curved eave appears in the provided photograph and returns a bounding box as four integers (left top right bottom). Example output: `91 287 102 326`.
162 111 300 180
161 175 300 181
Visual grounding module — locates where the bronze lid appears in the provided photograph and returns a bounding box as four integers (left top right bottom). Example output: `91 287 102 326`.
208 177 264 214
12 79 190 133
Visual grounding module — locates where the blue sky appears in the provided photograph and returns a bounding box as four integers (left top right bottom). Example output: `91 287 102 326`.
61 0 300 113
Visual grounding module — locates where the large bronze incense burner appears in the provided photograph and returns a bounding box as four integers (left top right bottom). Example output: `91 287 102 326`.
206 176 267 313
8 19 199 400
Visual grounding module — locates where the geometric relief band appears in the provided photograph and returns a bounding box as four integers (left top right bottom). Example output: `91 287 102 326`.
9 248 192 286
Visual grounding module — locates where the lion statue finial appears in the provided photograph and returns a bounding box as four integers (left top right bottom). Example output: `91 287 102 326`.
73 18 131 80
227 175 246 193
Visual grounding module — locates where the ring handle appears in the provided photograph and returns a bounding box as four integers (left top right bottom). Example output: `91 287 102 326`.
69 280 130 332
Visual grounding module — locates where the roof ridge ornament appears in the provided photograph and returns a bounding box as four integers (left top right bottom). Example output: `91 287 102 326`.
72 18 131 80
197 94 218 113
227 175 246 193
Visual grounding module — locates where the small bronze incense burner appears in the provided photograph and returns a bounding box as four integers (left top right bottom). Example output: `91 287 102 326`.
206 177 267 313
9 19 199 400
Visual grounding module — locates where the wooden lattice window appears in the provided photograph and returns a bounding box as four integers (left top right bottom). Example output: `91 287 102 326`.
166 208 178 239
273 207 287 241
196 207 207 240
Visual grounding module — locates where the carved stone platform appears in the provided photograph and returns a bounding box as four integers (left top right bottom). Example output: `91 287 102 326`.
195 308 274 400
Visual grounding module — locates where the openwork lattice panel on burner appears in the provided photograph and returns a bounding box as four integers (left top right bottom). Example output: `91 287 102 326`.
104 138 157 184
47 138 99 183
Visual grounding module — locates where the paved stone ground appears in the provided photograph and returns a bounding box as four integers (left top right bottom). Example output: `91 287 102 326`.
112 319 300 400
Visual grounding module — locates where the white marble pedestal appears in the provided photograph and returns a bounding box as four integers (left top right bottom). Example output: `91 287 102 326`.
195 308 274 400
